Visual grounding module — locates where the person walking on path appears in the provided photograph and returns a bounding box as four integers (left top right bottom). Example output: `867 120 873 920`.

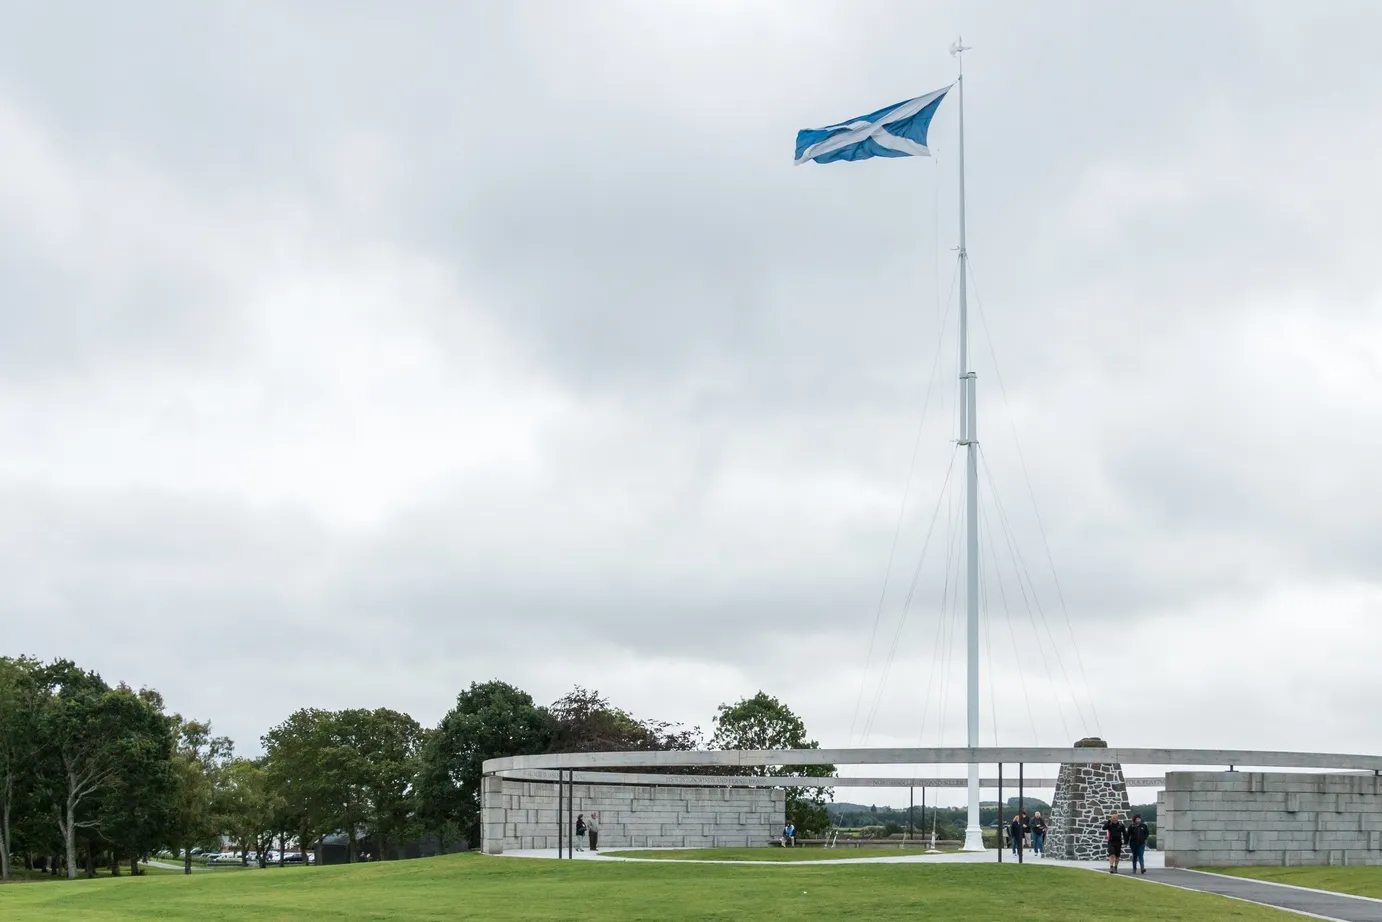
1102 813 1126 873
575 814 587 852
1030 811 1047 858
587 812 601 852
1127 813 1150 874
1009 814 1025 858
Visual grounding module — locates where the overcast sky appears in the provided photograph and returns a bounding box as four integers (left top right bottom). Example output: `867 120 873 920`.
3 0 1380 804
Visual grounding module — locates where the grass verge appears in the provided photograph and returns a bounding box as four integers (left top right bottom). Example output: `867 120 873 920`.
1210 866 1382 899
0 853 1314 921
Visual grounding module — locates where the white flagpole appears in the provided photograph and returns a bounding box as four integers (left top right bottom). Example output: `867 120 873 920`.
950 37 985 854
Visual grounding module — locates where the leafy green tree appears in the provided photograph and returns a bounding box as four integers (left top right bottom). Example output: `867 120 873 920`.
416 681 553 847
548 687 700 754
710 691 835 836
0 657 42 882
94 686 177 876
222 759 280 867
31 661 171 879
343 708 424 860
262 707 424 862
166 716 234 874
263 709 342 863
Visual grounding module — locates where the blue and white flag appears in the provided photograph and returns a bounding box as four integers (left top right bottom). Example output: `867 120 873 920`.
795 86 951 165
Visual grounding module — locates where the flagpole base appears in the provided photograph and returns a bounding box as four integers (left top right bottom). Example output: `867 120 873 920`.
961 826 986 852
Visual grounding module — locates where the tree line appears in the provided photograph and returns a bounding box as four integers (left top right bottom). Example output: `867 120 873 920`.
0 657 832 881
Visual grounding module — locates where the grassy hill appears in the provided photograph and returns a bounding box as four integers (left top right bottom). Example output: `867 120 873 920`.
0 853 1300 921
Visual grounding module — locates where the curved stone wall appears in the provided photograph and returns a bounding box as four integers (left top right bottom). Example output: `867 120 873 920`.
481 776 785 854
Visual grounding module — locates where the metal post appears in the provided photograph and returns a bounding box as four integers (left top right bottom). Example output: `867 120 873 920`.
1018 762 1024 864
909 786 914 842
949 36 982 855
567 771 574 859
997 762 1003 863
557 770 564 858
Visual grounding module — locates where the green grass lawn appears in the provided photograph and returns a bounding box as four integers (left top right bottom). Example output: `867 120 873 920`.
0 852 1310 921
603 846 948 861
1211 866 1382 899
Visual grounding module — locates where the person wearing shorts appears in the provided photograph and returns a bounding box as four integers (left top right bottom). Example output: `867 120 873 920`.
1102 814 1126 873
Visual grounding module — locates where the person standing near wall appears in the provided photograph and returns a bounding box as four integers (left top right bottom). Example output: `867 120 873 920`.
587 812 601 852
575 814 587 852
1030 811 1046 858
1126 813 1150 874
1102 813 1126 874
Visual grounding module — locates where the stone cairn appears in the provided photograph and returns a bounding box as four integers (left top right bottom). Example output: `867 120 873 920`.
1046 737 1132 861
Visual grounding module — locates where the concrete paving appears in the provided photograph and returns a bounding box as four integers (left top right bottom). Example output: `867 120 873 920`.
501 846 1137 868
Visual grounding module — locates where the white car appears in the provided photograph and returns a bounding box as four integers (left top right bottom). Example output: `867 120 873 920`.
207 853 241 865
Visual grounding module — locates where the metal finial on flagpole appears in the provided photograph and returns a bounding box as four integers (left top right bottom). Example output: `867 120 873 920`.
949 36 984 854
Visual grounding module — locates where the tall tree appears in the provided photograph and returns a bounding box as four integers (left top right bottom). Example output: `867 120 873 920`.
222 759 279 867
95 686 177 876
262 708 422 862
416 681 552 847
340 708 423 860
30 661 152 879
548 687 700 754
167 716 234 874
0 657 41 882
711 692 835 835
263 709 339 863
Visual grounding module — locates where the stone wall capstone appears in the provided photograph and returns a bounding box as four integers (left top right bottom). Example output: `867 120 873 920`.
481 777 786 854
1046 737 1132 861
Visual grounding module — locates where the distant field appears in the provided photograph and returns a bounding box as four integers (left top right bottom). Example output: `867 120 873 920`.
0 853 1313 921
1211 866 1382 900
603 847 947 861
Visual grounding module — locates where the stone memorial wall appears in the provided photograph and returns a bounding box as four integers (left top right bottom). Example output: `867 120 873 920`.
481 776 786 854
1160 771 1382 867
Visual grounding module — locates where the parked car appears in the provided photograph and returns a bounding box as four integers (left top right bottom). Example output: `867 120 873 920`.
207 853 241 865
281 852 306 864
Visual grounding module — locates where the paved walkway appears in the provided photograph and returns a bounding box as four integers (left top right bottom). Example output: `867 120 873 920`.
1139 869 1382 922
502 846 1139 868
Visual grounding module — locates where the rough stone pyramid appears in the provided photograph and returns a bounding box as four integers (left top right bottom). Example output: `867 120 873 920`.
1047 737 1132 861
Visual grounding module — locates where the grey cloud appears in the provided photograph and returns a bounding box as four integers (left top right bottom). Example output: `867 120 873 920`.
2 0 1381 764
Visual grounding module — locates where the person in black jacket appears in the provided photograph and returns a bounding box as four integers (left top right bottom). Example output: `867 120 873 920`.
1102 813 1126 873
1009 815 1025 857
1126 813 1151 874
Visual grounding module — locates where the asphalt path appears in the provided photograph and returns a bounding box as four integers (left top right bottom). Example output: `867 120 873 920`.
1140 869 1382 921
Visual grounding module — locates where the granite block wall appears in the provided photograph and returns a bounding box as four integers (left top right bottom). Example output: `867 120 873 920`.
1161 771 1382 867
481 777 786 854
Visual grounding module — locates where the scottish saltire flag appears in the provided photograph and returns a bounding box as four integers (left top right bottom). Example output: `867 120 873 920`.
795 85 951 165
